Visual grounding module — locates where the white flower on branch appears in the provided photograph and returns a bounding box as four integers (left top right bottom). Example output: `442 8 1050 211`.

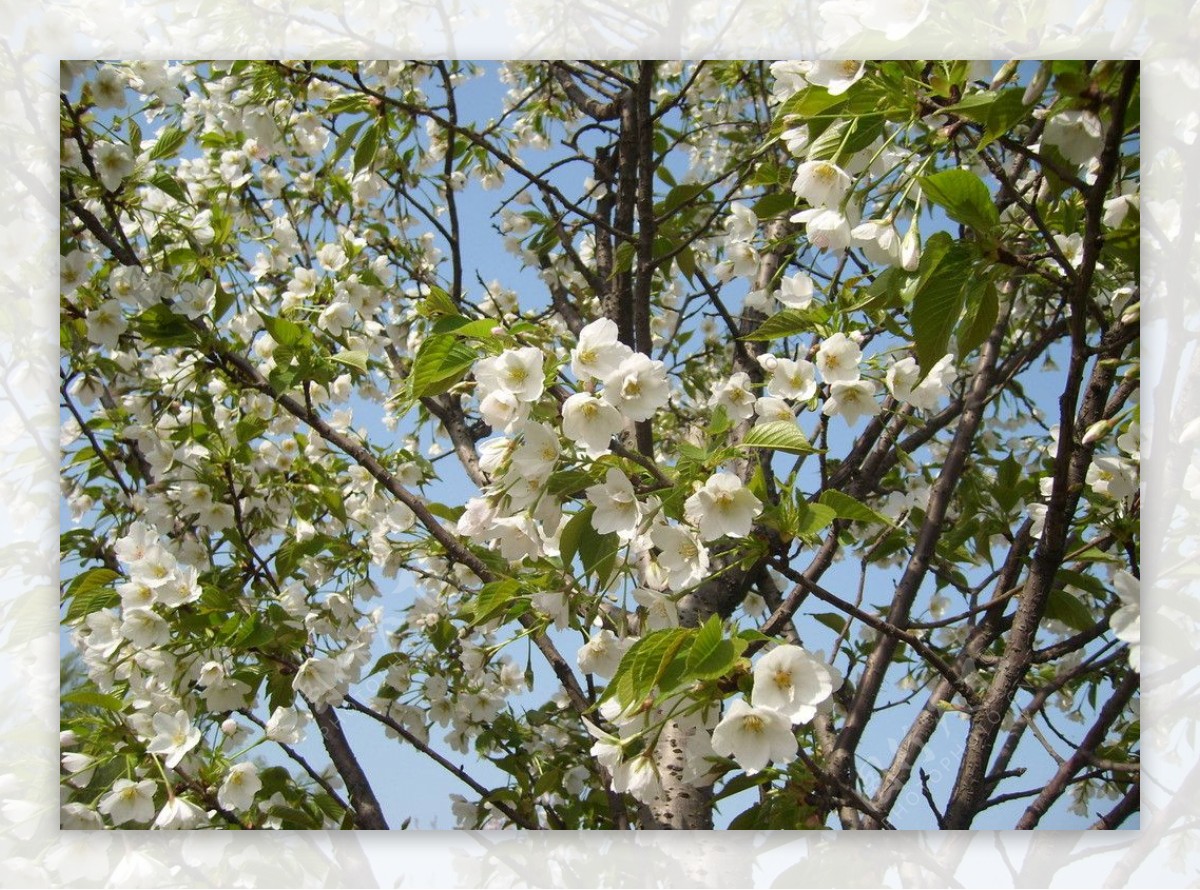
684 472 762 542
571 318 632 382
791 207 853 252
475 347 546 404
1109 570 1140 672
93 141 135 192
587 467 642 539
98 779 157 826
561 392 624 457
775 272 815 309
601 353 670 422
822 379 881 427
650 523 711 591
576 628 633 678
711 699 797 775
1042 109 1104 166
709 371 757 421
751 644 839 724
764 356 818 402
886 354 956 411
792 160 853 209
145 710 202 768
816 332 863 384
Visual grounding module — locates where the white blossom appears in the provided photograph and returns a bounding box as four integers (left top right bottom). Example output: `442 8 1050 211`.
711 699 797 775
792 160 853 209
152 796 210 829
851 219 902 266
751 645 838 724
1109 570 1140 671
803 60 866 95
576 629 633 678
1086 455 1138 500
601 353 670 422
561 392 624 457
816 332 863 383
822 379 880 426
475 347 546 403
1042 109 1104 165
766 357 818 402
145 710 202 768
217 762 262 811
98 778 157 825
94 141 135 191
650 523 710 590
684 472 762 541
775 272 814 309
571 318 632 382
791 207 853 252
586 467 642 539
709 371 757 421
886 354 956 411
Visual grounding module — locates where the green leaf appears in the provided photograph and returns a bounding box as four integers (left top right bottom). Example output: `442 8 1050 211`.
1045 587 1095 633
148 170 188 203
471 579 522 624
812 612 847 633
739 421 818 456
993 454 1022 512
418 287 460 319
910 237 975 379
751 193 798 220
66 566 120 598
546 469 597 498
135 304 199 348
408 334 477 399
818 490 892 526
709 404 732 439
61 690 125 711
918 169 999 233
714 771 773 802
558 508 592 574
942 90 1001 118
329 119 365 169
684 614 748 682
149 126 188 160
578 523 620 588
63 570 121 618
941 83 1028 148
771 87 845 137
604 628 694 707
261 314 305 348
956 278 998 358
212 281 235 322
743 309 814 341
806 118 851 162
64 581 121 624
366 652 408 679
659 183 709 215
676 246 698 282
982 88 1030 149
353 120 381 174
330 349 369 372
788 500 838 537
326 94 373 116
431 316 498 340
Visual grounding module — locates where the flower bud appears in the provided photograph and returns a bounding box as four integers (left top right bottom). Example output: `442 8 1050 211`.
901 219 921 272
1082 420 1111 445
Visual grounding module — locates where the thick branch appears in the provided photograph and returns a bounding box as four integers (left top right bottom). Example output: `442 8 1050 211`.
306 697 390 829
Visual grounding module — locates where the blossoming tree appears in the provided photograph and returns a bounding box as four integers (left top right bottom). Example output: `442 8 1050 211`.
60 60 1140 830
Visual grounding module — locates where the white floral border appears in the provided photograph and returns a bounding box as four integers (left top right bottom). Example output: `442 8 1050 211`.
5 1 1192 886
